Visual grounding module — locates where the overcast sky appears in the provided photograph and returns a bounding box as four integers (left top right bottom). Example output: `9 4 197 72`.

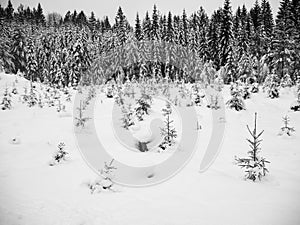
1 0 280 24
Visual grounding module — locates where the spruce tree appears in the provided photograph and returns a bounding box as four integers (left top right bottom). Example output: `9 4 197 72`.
5 0 14 20
235 113 270 182
219 0 233 67
135 13 142 41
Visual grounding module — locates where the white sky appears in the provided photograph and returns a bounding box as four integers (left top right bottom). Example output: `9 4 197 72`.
2 0 280 24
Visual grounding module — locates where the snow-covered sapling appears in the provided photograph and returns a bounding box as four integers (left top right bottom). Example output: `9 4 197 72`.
280 73 293 88
27 83 38 107
88 159 117 193
56 99 66 112
226 85 246 111
290 90 300 111
11 82 18 94
49 142 69 166
121 104 134 129
1 87 12 110
207 94 221 110
38 94 43 108
267 83 280 99
235 113 270 181
75 101 90 128
159 101 177 150
242 85 251 99
135 93 152 121
115 88 125 106
250 82 259 93
278 115 295 136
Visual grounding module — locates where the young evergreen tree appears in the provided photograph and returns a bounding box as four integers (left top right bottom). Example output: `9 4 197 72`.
235 113 270 181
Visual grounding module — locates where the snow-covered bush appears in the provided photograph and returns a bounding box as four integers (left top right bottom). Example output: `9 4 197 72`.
88 159 117 193
49 142 69 166
1 87 12 110
235 113 270 181
278 115 295 136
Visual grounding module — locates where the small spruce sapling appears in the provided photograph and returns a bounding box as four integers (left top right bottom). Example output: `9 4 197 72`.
75 101 91 128
135 93 152 121
235 113 270 181
56 99 66 112
121 104 134 129
207 94 221 110
226 84 246 111
49 142 69 166
290 89 300 111
11 82 18 94
279 115 295 136
88 159 117 193
1 87 12 110
159 101 177 150
242 85 251 99
27 83 38 107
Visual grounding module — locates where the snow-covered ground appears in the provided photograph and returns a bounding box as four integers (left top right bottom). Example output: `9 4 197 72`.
0 72 300 225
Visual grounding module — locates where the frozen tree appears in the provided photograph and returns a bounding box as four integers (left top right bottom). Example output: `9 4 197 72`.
278 115 295 136
235 113 270 181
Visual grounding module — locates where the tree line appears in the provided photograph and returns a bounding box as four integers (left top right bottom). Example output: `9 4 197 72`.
0 0 299 86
